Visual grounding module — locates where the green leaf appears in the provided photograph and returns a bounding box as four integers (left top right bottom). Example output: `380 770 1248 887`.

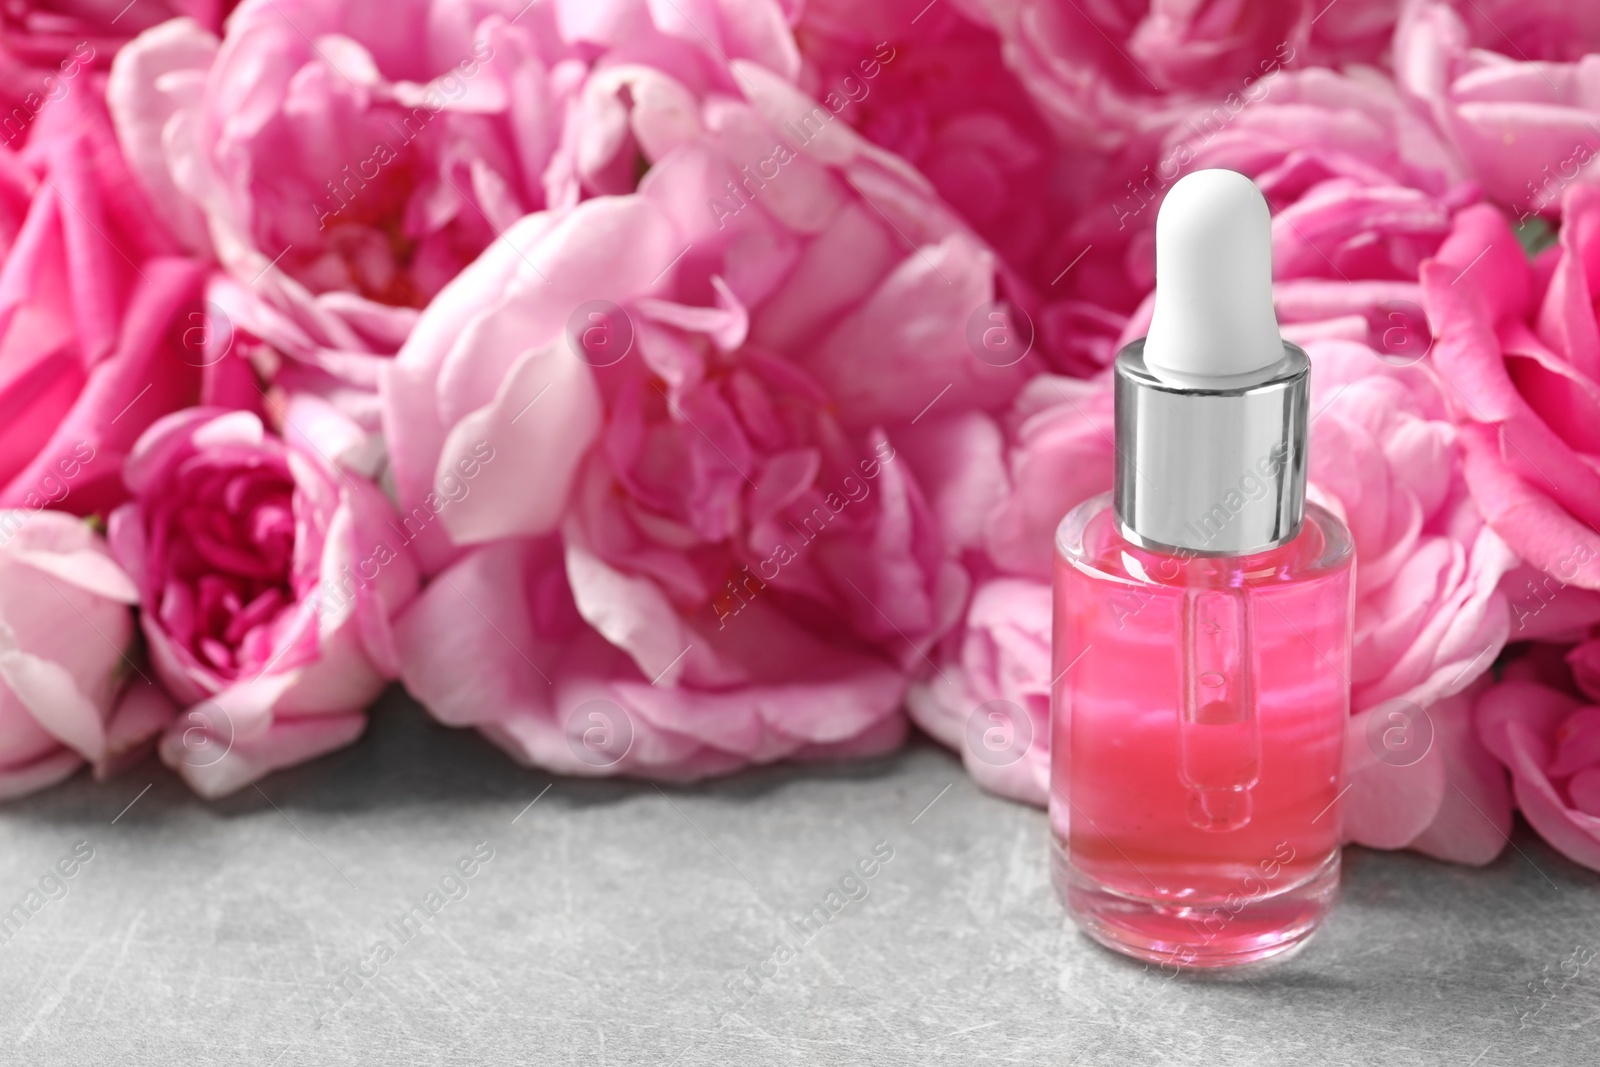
1516 216 1558 259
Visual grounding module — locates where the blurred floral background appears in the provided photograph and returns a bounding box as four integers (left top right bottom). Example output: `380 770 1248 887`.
3 0 1600 875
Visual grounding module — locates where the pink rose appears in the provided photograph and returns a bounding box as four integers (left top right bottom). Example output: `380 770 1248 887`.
1058 65 1477 376
107 0 799 424
910 336 1519 863
907 576 1052 804
0 81 212 517
980 373 1115 579
975 0 1399 151
0 510 162 799
385 59 1020 779
1307 341 1517 717
1396 1 1600 215
1571 633 1600 699
1478 648 1600 872
1344 680 1512 864
1309 341 1518 862
1423 193 1600 591
1 2 228 114
796 5 1095 367
108 407 419 797
904 373 1112 804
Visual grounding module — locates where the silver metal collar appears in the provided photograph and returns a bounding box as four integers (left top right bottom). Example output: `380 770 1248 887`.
1113 338 1310 556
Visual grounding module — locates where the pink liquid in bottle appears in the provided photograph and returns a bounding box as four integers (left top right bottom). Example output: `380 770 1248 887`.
1050 493 1354 967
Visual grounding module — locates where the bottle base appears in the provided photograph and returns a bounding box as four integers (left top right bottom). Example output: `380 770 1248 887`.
1052 842 1339 969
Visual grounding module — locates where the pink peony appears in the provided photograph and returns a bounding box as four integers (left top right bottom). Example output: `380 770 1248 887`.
0 78 214 518
108 407 419 797
1396 1 1600 216
107 0 800 425
1478 647 1600 872
0 510 161 799
910 337 1519 863
384 58 1021 779
1423 192 1600 592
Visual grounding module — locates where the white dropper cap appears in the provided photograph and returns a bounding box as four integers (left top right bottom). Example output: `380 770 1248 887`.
1144 169 1283 380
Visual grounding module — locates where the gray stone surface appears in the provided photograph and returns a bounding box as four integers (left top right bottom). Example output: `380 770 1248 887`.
1 688 1598 1065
